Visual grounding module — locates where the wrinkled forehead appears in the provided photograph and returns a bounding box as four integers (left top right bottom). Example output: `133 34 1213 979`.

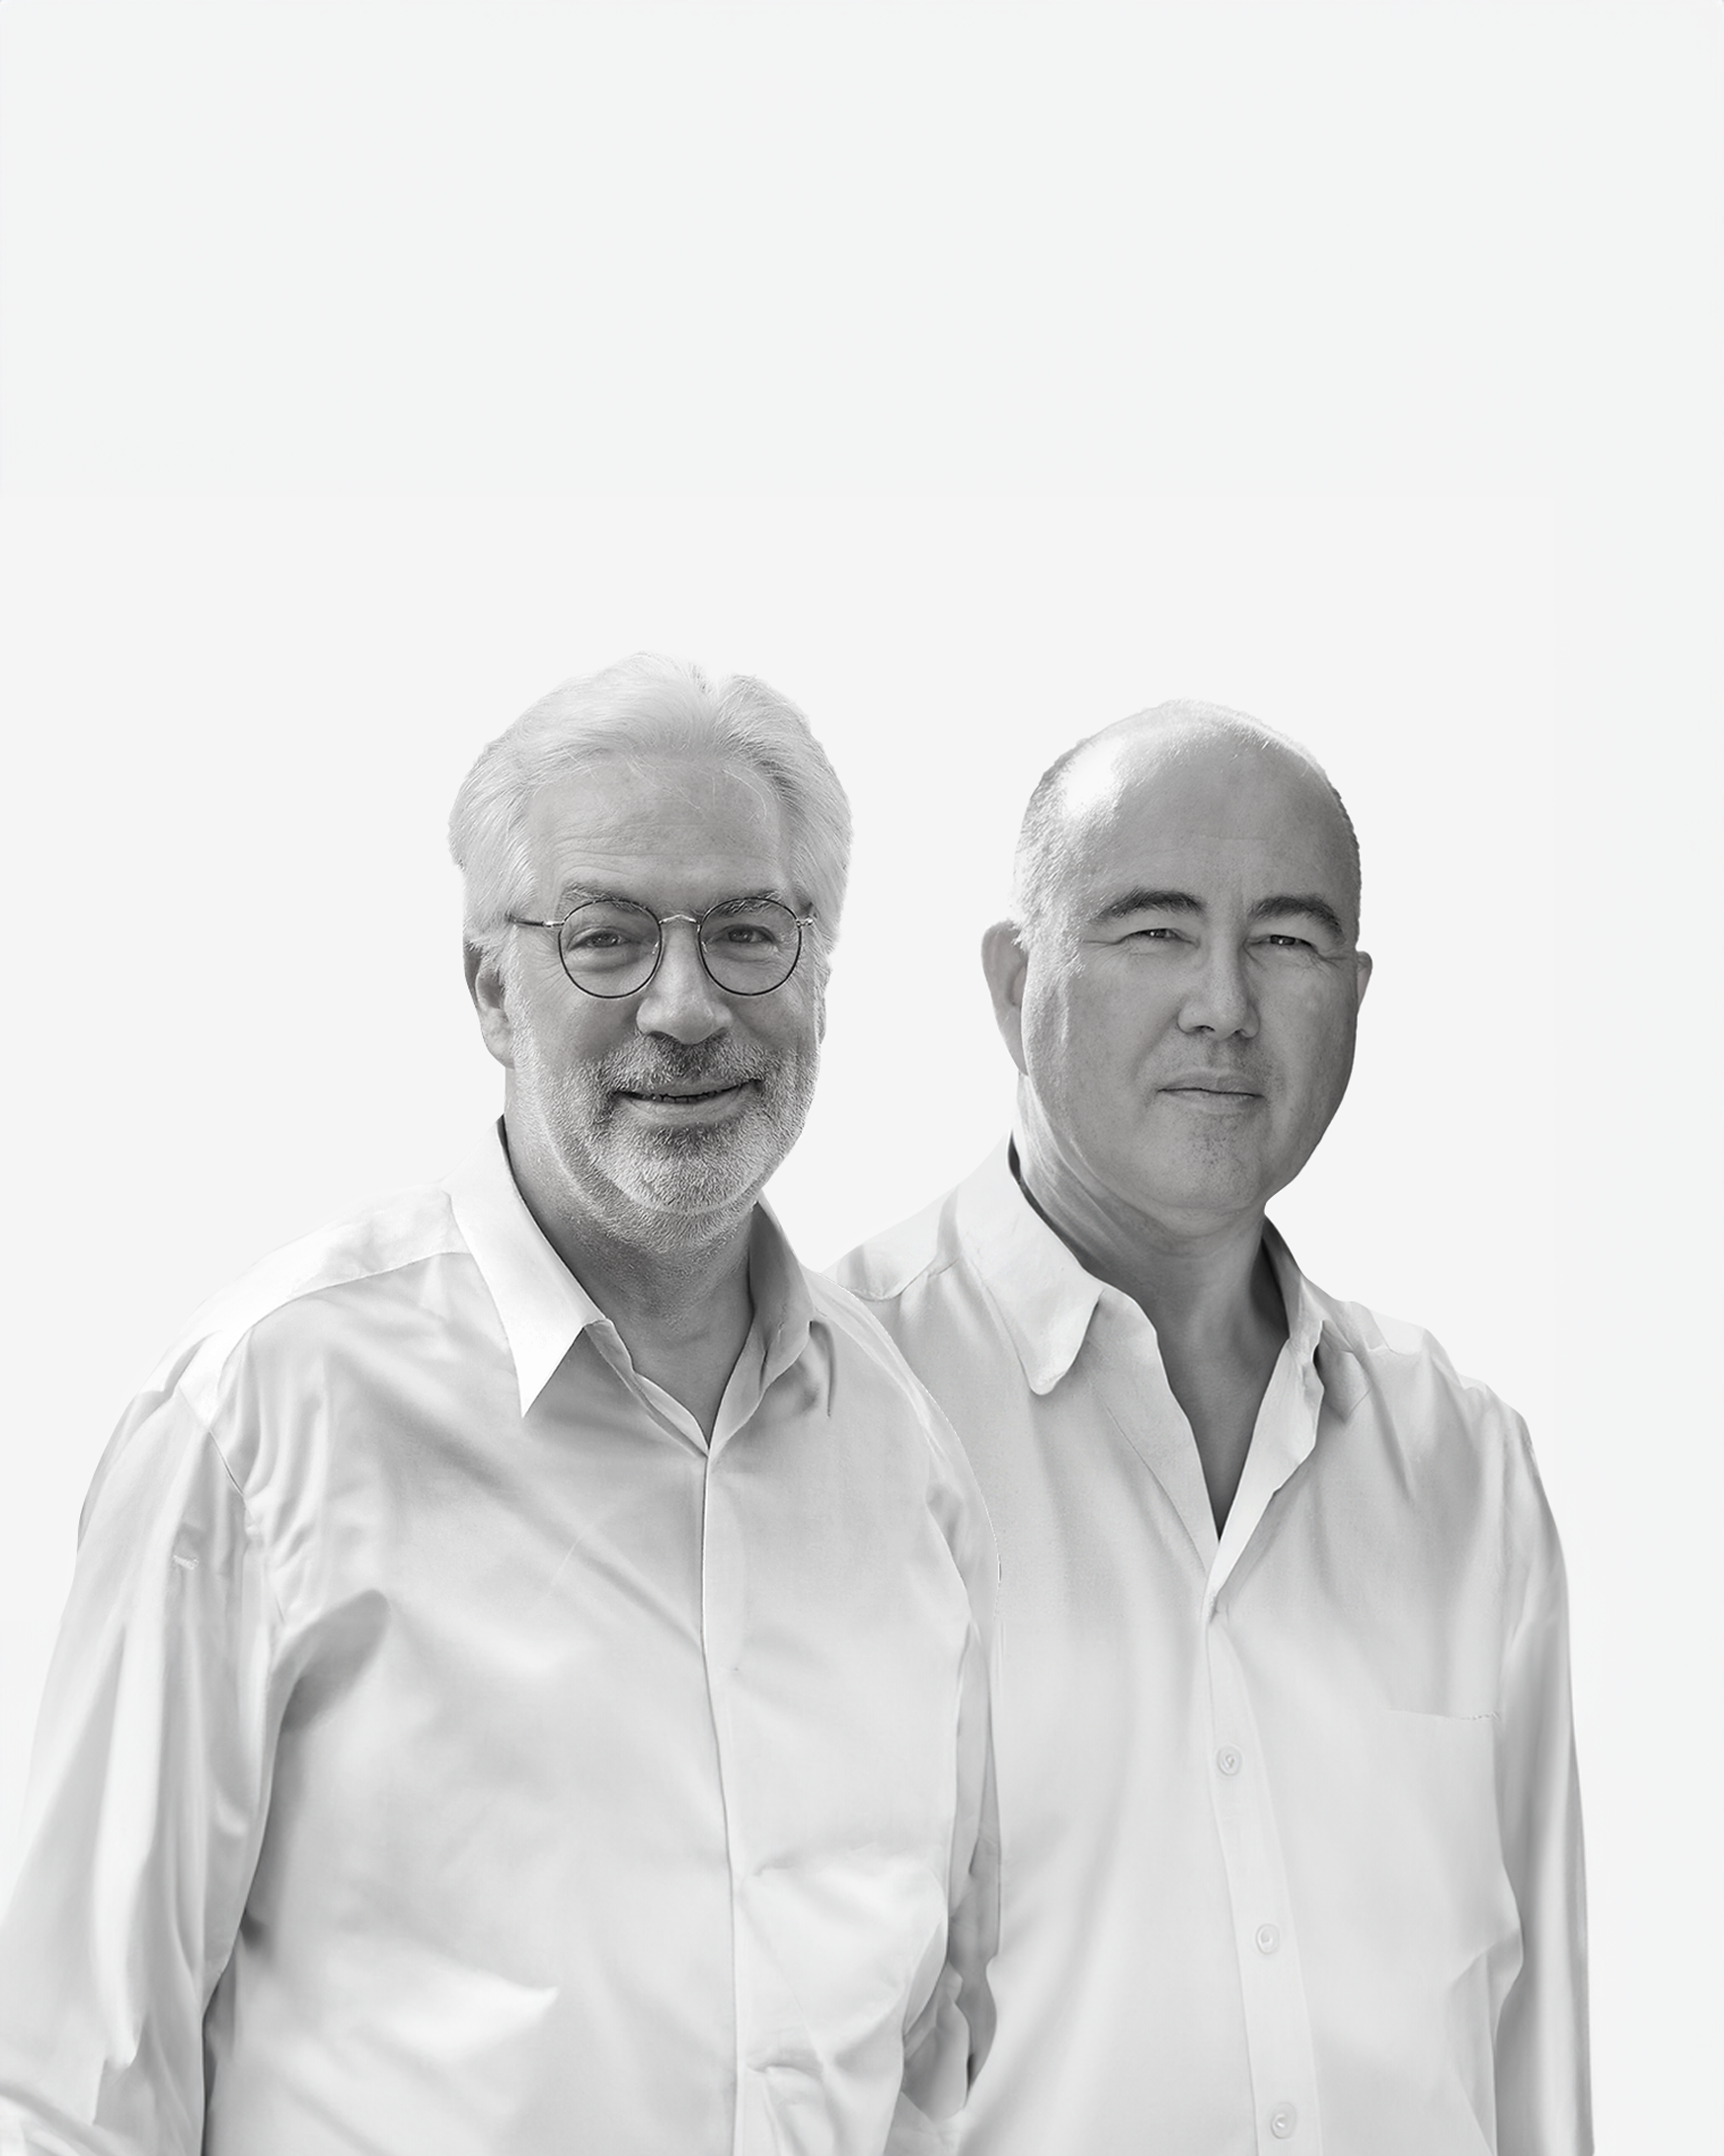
1059 728 1360 925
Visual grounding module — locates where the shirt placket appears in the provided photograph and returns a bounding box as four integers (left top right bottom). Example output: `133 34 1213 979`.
1202 1352 1327 2156
699 1335 800 2156
696 1435 756 2156
588 1324 764 2156
1203 1590 1324 2154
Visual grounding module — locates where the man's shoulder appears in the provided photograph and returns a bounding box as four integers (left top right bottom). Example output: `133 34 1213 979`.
804 1266 998 1585
1308 1275 1531 1451
155 1180 471 1428
828 1184 971 1307
806 1261 958 1411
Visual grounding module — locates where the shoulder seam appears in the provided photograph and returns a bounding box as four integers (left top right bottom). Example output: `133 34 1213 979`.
173 1234 469 1435
846 1245 966 1304
182 1397 294 1637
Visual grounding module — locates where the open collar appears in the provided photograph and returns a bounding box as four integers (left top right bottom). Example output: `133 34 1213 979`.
1263 1222 1371 1421
443 1124 608 1418
948 1147 1112 1397
747 1196 818 1397
444 1124 823 1424
959 1136 1368 1417
952 1141 1108 1395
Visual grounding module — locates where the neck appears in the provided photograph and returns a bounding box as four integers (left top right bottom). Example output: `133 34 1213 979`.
1012 1102 1289 1532
538 1183 755 1335
1012 1108 1271 1340
501 1106 759 1434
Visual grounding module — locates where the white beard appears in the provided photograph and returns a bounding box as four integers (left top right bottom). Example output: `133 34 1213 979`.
510 1019 822 1239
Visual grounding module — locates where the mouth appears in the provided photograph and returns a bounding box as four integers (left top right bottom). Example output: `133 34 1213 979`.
624 1082 745 1101
1159 1079 1263 1104
613 1078 757 1116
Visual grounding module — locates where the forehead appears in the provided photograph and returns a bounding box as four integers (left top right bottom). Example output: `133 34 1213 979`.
522 753 793 907
1066 735 1356 916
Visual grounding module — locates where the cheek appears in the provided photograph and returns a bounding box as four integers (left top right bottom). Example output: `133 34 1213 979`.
733 1006 823 1092
1021 983 1143 1123
511 986 616 1083
759 979 823 1051
1030 968 1154 1060
1017 988 1074 1088
1274 986 1359 1105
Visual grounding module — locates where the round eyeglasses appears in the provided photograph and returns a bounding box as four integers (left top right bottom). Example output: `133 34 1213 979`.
507 895 814 999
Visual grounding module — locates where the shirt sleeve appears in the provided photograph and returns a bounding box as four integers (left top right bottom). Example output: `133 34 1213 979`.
1493 1425 1592 2156
0 1380 281 2156
887 1398 1001 2156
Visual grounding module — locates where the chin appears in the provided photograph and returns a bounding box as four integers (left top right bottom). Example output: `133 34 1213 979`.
606 1118 788 1220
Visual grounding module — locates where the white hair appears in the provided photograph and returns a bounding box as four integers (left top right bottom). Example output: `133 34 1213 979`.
1010 698 1361 946
448 654 852 971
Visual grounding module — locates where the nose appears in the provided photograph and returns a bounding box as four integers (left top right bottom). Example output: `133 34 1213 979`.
633 918 731 1044
1177 939 1259 1040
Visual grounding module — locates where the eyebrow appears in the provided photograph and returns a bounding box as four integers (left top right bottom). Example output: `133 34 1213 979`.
1092 887 1347 941
1248 893 1348 940
552 882 792 915
1092 887 1205 923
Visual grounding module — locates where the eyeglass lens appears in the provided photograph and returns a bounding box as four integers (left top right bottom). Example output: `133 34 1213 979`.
557 898 802 997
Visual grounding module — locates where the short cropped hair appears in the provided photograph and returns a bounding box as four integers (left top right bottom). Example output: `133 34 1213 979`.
449 654 852 968
1010 699 1361 946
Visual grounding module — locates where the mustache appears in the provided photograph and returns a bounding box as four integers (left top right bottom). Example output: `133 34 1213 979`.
600 1042 773 1093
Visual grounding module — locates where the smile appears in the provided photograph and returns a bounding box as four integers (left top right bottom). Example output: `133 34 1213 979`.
619 1081 751 1105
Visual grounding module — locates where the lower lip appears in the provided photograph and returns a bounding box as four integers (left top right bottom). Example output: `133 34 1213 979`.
1160 1087 1262 1112
618 1083 752 1125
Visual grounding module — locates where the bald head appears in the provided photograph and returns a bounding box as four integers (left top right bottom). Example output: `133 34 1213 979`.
1012 701 1362 949
986 700 1372 1235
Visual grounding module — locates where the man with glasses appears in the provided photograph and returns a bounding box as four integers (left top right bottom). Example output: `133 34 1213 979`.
837 703 1589 2156
0 657 997 2156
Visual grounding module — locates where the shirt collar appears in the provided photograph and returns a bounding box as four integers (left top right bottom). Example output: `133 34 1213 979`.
747 1195 820 1397
959 1135 1369 1416
1249 1218 1371 1421
1260 1219 1325 1382
443 1123 607 1417
443 1124 825 1423
953 1140 1108 1395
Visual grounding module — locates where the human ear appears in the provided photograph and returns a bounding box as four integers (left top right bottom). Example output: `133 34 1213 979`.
464 937 516 1069
980 919 1031 1078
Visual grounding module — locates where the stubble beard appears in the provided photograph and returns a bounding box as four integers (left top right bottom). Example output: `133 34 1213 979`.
514 1025 822 1246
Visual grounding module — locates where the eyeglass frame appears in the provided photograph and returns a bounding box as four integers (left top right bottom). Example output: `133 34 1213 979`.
505 893 818 1000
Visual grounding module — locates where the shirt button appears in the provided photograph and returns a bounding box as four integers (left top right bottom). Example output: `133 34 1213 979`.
1215 1746 1242 1776
1255 1923 1281 1955
1270 2102 1298 2137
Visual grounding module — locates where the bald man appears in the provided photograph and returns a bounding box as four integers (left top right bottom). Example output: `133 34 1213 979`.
835 705 1589 2156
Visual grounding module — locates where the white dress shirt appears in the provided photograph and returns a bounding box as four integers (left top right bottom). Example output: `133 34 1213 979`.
0 1129 997 2156
834 1141 1589 2156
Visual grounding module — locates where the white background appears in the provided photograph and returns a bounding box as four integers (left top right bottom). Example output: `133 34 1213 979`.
1 7 1719 2146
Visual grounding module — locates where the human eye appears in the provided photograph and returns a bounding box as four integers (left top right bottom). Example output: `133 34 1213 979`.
561 905 655 964
1248 929 1326 963
705 901 793 952
565 923 624 951
566 922 641 953
710 918 774 950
